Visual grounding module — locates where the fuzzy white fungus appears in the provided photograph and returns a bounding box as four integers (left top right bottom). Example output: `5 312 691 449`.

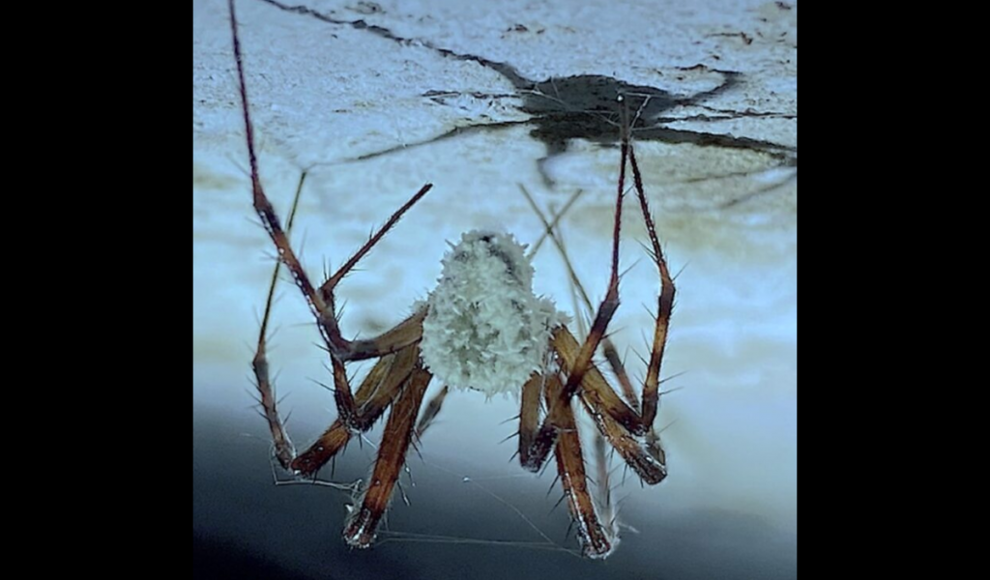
420 230 567 396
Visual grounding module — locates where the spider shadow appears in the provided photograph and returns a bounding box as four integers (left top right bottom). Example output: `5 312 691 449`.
346 65 796 189
261 0 797 195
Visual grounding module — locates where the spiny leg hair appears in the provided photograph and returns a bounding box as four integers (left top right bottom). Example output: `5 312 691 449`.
229 0 432 438
232 0 440 546
517 96 675 482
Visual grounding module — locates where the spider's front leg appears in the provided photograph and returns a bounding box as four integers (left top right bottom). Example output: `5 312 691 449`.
229 0 432 436
568 102 676 436
562 134 677 481
519 107 675 485
517 129 636 467
251 172 307 471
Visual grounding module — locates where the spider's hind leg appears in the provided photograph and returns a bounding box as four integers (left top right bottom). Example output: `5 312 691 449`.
229 0 431 436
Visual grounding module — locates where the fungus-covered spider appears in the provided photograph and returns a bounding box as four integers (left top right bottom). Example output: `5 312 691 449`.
230 0 674 560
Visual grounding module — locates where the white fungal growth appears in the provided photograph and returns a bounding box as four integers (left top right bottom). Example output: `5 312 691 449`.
420 230 567 396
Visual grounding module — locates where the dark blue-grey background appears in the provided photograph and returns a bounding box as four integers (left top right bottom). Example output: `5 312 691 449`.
194 404 795 580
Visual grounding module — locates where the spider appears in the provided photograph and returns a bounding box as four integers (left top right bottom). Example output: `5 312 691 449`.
229 0 674 559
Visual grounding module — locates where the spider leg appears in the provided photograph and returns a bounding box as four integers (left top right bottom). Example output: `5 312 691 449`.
519 184 640 410
545 371 614 558
538 100 674 435
553 328 642 435
317 199 432 364
519 338 665 486
627 132 676 429
289 354 392 476
333 308 427 363
555 101 675 431
414 385 450 439
231 0 333 337
229 0 430 433
577 392 666 485
523 103 674 485
292 344 420 477
518 373 558 472
553 114 631 404
542 224 668 476
343 364 432 548
553 329 666 484
252 171 307 471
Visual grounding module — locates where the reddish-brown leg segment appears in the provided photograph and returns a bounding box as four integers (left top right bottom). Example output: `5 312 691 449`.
514 132 636 472
552 328 644 435
577 393 666 485
251 172 307 471
545 372 614 558
551 125 631 406
343 365 432 547
519 184 640 410
291 344 420 476
518 98 675 484
557 101 675 433
627 142 676 428
328 309 425 430
516 331 666 485
228 0 431 438
518 373 558 471
523 179 670 483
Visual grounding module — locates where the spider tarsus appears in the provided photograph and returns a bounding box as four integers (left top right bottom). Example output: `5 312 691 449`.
343 506 378 548
519 424 557 472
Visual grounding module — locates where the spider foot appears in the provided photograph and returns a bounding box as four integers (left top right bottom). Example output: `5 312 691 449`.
519 424 557 472
342 505 378 549
578 525 616 560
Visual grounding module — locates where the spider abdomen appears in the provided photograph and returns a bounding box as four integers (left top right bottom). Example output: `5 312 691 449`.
420 230 565 396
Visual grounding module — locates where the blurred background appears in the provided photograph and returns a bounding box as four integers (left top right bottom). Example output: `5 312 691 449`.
193 0 796 578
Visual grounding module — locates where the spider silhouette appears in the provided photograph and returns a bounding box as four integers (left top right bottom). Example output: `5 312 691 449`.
231 0 675 558
255 0 796 189
349 64 795 188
